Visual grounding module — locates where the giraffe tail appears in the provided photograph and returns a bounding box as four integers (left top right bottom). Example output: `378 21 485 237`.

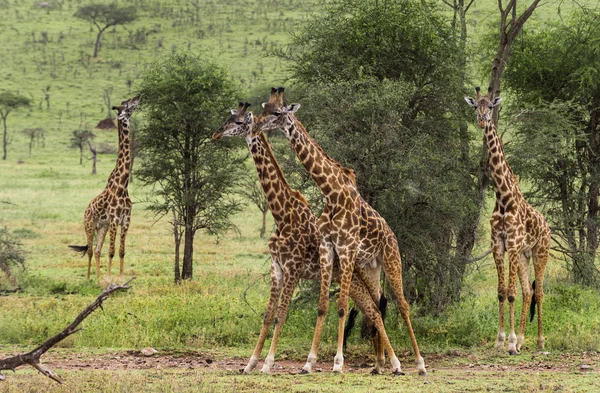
343 307 359 350
68 244 89 257
342 294 388 350
529 280 537 323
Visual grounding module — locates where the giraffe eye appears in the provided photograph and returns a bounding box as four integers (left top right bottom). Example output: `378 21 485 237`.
235 121 244 125
273 111 281 116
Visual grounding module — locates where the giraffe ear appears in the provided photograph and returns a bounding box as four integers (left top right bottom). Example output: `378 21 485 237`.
262 102 268 108
285 103 301 113
112 106 119 111
464 97 477 107
230 109 238 115
490 97 502 107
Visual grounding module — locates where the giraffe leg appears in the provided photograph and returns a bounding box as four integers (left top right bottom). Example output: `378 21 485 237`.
244 238 283 373
94 225 109 281
506 246 522 355
349 274 398 375
119 214 131 279
353 264 385 373
533 239 549 350
332 246 358 373
261 264 300 373
301 240 334 374
107 222 118 279
516 254 532 352
381 244 426 375
491 228 507 349
84 217 95 280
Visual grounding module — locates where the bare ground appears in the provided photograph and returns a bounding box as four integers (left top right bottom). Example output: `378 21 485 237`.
2 349 597 375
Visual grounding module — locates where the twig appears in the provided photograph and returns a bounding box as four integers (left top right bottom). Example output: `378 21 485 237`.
0 277 136 383
469 248 492 263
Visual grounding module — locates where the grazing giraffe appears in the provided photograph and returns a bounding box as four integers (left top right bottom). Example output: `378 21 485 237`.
69 95 139 281
213 98 388 374
254 88 426 375
465 87 550 354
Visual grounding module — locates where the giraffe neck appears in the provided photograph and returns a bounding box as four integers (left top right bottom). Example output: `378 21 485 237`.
484 120 521 205
246 132 294 226
107 116 131 190
281 115 355 197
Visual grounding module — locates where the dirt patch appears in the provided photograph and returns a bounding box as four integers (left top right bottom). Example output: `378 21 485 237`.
2 350 597 375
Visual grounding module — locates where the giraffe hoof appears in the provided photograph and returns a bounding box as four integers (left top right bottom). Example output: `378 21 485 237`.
370 368 383 375
508 349 519 356
300 369 310 375
418 370 428 376
392 370 405 376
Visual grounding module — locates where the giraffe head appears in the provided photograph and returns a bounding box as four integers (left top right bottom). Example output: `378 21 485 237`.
464 87 501 128
212 102 253 140
112 95 140 122
254 87 300 136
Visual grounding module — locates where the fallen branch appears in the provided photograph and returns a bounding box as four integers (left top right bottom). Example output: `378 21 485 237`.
0 277 136 383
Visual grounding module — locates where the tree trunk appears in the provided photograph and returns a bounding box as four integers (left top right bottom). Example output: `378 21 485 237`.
260 209 267 238
79 145 83 165
181 224 194 280
173 209 182 284
2 114 7 160
93 27 107 58
88 141 97 175
29 136 33 157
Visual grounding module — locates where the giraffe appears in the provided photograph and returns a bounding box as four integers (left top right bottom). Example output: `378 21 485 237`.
69 95 139 281
212 98 389 374
254 87 426 375
465 87 550 354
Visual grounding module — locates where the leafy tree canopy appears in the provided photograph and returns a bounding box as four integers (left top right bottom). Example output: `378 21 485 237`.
74 3 136 31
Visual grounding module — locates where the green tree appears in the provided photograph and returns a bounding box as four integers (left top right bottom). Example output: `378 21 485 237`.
501 10 600 285
136 52 245 282
21 128 45 157
74 3 136 58
279 0 473 312
0 92 31 160
69 130 95 165
0 227 25 290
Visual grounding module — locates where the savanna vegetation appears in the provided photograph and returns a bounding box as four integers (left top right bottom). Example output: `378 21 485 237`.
0 0 599 392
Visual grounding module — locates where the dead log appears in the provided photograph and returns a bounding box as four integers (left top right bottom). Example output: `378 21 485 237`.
0 277 136 383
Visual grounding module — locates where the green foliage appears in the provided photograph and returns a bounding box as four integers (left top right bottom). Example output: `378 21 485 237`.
277 0 476 313
0 227 25 288
136 52 246 280
501 9 600 285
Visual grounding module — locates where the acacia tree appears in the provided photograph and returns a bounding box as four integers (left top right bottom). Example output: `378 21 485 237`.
0 92 31 160
69 130 95 165
21 128 45 157
502 10 600 285
136 52 245 282
74 3 136 58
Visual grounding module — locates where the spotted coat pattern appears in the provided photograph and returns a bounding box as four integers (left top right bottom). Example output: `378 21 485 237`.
212 100 387 374
466 88 550 354
80 96 139 280
254 88 426 375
